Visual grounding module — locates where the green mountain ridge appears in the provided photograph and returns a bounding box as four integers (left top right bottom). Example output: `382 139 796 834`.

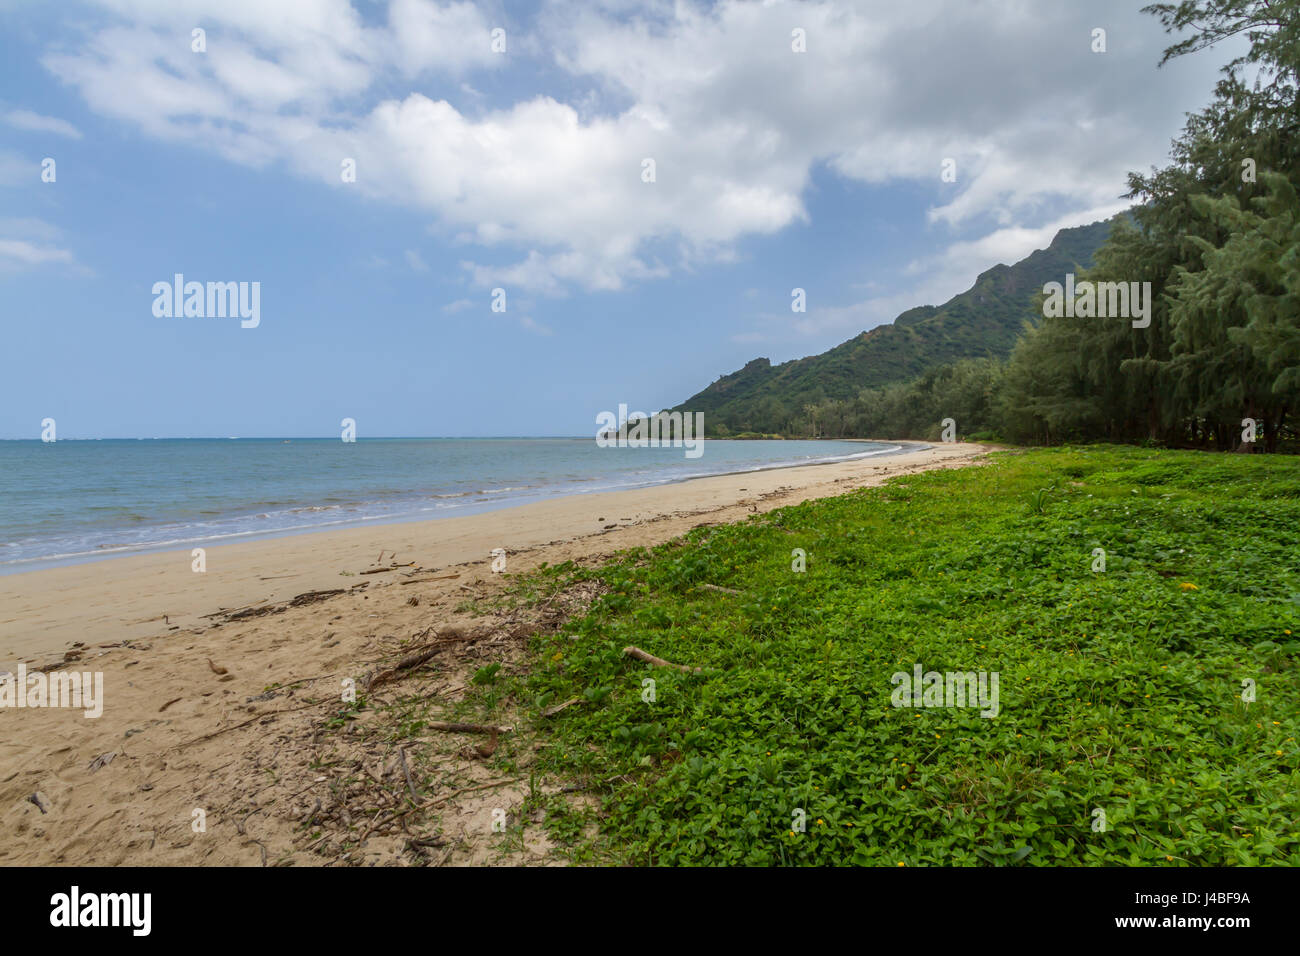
670 217 1116 434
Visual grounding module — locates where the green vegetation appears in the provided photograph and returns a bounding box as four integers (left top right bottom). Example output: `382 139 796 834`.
670 221 1110 438
675 1 1300 452
517 447 1299 865
993 1 1300 450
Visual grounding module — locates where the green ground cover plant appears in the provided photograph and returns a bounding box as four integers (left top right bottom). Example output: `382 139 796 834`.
514 446 1299 865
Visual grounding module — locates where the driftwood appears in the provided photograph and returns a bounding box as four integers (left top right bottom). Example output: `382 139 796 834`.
287 588 346 607
202 600 266 619
622 646 703 673
360 563 415 575
366 628 470 690
367 647 440 690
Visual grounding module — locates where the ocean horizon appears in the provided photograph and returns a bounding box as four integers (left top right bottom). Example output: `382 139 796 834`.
0 437 906 573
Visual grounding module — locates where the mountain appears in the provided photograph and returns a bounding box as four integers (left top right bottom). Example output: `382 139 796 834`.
669 217 1115 435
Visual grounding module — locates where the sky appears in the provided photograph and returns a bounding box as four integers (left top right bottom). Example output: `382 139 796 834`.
0 0 1239 438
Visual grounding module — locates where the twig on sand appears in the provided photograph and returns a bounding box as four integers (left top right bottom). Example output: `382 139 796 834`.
425 777 521 809
366 629 466 690
360 563 415 575
173 701 320 749
201 599 268 619
622 646 703 673
426 721 512 735
368 648 440 690
399 748 420 800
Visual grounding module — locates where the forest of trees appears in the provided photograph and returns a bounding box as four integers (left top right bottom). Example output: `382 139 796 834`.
754 1 1300 453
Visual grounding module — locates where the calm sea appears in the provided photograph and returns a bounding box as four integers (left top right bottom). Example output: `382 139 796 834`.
0 438 903 572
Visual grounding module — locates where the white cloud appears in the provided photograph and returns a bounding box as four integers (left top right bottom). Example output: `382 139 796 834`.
404 248 429 272
518 314 552 335
736 201 1134 345
3 109 82 138
386 0 499 77
0 218 76 271
902 203 1132 300
38 0 1230 295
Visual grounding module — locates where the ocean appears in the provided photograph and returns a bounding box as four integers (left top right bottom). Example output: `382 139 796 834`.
0 437 903 572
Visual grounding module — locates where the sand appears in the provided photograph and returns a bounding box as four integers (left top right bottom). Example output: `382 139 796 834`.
0 441 995 866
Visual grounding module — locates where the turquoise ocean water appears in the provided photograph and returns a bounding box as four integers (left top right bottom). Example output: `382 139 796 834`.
0 437 904 572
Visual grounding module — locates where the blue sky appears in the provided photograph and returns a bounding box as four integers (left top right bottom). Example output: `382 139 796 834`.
0 0 1235 438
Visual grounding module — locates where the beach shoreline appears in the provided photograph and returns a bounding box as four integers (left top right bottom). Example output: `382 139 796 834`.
0 440 996 867
1 440 974 663
0 438 916 577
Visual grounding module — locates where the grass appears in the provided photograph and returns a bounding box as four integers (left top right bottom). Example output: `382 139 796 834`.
504 445 1300 865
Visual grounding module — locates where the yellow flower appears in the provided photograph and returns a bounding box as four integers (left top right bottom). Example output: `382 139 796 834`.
1179 582 1198 590
897 861 906 867
1276 750 1284 756
1273 721 1281 726
1165 855 1173 862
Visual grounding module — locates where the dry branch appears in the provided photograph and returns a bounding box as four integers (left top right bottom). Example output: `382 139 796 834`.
622 646 703 673
426 721 512 735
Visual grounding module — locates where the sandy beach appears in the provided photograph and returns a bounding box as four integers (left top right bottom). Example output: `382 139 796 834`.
0 441 994 866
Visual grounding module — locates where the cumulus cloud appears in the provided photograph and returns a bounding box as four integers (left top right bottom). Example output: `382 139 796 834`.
37 0 1228 298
